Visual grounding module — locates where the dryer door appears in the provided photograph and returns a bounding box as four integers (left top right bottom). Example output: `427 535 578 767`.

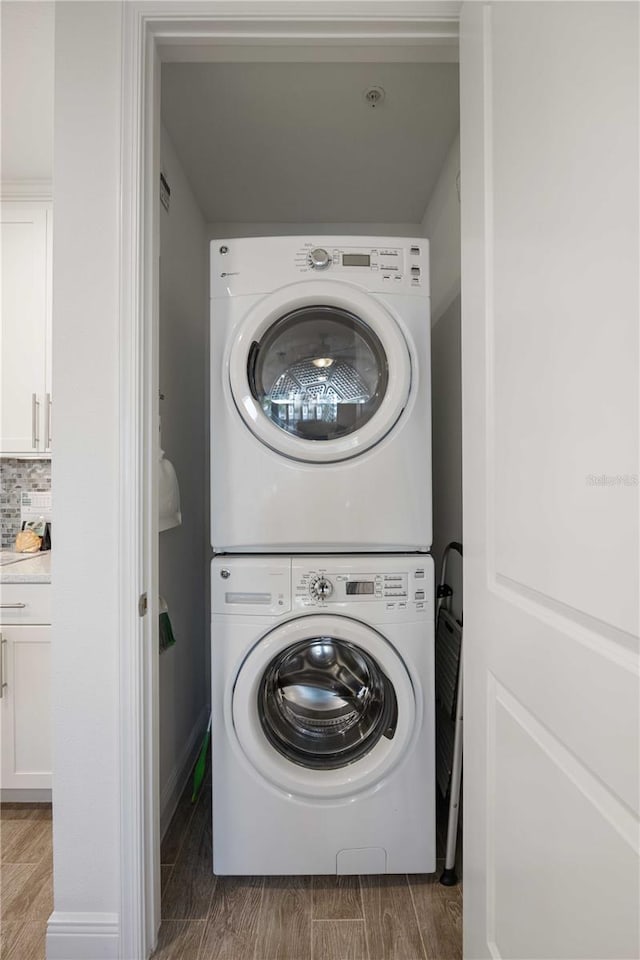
232 615 417 799
228 281 412 463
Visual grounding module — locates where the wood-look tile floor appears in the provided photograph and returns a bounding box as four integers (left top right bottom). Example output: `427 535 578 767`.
0 784 462 960
0 803 53 960
156 776 462 960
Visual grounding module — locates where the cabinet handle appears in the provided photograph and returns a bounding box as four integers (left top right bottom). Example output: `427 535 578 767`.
31 393 41 448
0 636 6 697
0 603 26 609
45 393 52 448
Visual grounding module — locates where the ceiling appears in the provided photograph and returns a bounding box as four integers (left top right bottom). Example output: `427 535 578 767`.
161 61 459 225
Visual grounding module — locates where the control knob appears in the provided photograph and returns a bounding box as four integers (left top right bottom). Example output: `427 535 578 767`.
309 248 331 270
309 575 334 601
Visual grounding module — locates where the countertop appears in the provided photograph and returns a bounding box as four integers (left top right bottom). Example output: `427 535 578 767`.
0 551 52 584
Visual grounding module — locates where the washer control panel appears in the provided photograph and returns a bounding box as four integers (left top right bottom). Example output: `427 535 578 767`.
212 556 433 618
294 560 431 614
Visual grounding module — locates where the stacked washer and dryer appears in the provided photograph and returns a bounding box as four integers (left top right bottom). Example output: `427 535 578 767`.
210 237 435 875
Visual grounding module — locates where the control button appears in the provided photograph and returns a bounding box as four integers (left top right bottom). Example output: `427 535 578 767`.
309 248 331 270
410 246 420 255
309 575 334 600
411 266 421 276
371 264 379 271
415 590 425 600
415 569 425 578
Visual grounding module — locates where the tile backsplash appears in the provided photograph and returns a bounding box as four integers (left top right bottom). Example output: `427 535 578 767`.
0 459 52 548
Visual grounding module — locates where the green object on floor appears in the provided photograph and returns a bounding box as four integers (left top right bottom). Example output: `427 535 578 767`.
192 713 212 803
159 596 176 653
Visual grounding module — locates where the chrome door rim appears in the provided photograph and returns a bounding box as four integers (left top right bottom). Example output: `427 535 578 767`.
228 281 413 463
258 636 398 770
231 615 418 799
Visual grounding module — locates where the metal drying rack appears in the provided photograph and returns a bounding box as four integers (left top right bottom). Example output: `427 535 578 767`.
435 541 463 885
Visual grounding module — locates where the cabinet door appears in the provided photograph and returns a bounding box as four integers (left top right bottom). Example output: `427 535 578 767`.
0 625 52 789
0 202 49 453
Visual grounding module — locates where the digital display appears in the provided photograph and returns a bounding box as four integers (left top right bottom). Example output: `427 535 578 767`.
343 254 371 267
346 581 375 595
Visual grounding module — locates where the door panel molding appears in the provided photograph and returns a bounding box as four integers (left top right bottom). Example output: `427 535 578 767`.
490 677 638 849
487 676 639 960
494 573 640 658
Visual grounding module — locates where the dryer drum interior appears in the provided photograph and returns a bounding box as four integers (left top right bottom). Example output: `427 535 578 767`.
259 636 398 770
248 305 389 441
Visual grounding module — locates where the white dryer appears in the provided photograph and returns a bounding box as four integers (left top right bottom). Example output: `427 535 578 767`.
211 554 435 876
210 236 431 553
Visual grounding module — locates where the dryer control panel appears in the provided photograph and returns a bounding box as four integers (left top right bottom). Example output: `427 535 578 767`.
293 242 424 289
210 236 430 298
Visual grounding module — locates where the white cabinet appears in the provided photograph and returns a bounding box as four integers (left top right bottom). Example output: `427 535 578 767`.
0 201 53 454
0 585 52 792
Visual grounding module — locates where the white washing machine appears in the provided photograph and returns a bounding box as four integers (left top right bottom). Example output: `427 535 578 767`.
211 554 435 876
210 236 431 553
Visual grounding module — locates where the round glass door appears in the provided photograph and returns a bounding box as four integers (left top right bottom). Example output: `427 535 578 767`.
248 306 389 442
228 282 413 463
259 636 398 770
232 615 416 798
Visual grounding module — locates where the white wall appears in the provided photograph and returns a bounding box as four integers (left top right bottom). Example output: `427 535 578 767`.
1 1 54 183
207 222 421 240
421 134 460 325
422 135 462 615
158 124 209 835
50 1 122 953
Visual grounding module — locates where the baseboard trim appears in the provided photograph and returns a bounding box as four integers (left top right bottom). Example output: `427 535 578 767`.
0 788 52 803
159 703 210 839
46 912 119 960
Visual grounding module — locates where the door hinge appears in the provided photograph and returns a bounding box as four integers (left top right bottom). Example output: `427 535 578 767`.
138 593 148 617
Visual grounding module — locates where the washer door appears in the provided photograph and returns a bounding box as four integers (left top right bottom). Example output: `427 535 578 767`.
228 282 412 463
232 615 417 799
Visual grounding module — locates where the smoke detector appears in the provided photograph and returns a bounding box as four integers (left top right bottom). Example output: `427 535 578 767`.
363 85 385 109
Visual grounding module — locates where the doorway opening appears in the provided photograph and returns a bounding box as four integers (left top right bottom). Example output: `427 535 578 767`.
119 10 464 957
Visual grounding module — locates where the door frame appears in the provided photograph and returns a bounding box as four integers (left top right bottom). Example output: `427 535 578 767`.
118 3 461 956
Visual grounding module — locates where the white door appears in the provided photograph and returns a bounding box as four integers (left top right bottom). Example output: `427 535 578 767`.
461 3 639 959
